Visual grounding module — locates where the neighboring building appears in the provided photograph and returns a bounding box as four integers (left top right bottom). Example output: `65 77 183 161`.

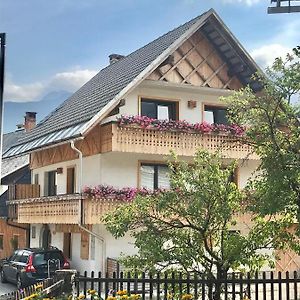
0 128 30 258
3 9 298 273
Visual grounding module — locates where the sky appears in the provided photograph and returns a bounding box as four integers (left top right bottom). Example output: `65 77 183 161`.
0 0 299 104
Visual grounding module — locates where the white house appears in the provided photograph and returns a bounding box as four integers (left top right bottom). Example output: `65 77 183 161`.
5 9 296 274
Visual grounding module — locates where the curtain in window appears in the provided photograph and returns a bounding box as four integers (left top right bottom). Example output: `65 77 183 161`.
140 165 155 189
158 166 170 189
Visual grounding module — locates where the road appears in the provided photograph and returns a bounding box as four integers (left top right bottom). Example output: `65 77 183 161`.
0 281 16 295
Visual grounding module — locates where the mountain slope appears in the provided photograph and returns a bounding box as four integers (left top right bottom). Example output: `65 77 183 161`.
3 90 71 133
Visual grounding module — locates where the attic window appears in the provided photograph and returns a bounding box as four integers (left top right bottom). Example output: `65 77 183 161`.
204 105 228 125
141 98 178 120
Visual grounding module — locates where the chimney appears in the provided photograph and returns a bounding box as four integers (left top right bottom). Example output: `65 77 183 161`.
24 112 37 132
109 54 124 65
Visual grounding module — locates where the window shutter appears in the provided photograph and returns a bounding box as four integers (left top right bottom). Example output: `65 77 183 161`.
80 232 89 260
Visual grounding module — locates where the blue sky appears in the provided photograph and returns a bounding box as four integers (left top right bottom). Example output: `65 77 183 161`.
0 0 299 103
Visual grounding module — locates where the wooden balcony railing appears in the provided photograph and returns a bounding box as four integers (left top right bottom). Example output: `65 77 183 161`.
9 184 40 200
7 193 122 224
100 123 258 160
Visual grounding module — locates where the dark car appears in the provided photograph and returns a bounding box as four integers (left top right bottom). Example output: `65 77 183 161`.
0 247 70 288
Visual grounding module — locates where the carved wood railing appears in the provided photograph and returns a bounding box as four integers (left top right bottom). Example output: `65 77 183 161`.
8 194 81 224
7 194 123 224
100 123 258 160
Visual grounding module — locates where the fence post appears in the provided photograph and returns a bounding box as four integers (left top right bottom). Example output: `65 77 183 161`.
141 272 146 300
294 270 298 300
163 272 168 300
97 272 102 297
270 271 274 300
157 272 161 300
255 271 259 300
278 271 282 300
286 271 289 300
193 271 198 300
149 272 153 300
262 272 266 300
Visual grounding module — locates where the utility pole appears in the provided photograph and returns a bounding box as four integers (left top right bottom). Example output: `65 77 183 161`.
0 33 6 183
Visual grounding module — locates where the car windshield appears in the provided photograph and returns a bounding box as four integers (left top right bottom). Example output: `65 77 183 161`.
33 252 64 266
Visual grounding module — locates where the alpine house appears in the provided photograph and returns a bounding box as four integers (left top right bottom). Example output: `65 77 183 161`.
4 9 299 274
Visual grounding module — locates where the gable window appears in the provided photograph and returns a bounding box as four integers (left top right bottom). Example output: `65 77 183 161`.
44 170 57 196
140 163 170 190
204 105 228 125
141 98 178 120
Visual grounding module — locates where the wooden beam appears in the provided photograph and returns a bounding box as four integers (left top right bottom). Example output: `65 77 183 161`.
159 38 204 81
182 49 216 84
202 62 226 86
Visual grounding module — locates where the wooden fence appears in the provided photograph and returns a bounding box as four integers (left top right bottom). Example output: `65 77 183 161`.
75 271 300 300
0 277 55 300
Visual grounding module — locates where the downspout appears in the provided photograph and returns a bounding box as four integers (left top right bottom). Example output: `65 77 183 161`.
70 140 106 274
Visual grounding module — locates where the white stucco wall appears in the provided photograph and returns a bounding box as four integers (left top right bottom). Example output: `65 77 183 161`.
104 80 234 125
29 223 137 274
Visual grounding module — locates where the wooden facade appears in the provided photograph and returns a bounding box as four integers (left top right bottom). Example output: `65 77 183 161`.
0 218 27 259
30 125 101 169
147 29 242 90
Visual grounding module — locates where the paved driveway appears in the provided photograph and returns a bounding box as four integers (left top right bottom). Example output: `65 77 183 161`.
0 281 16 295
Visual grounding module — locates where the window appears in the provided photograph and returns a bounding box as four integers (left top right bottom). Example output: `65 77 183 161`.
44 170 57 196
66 167 76 194
32 226 36 239
19 251 30 263
141 98 178 120
34 173 39 185
63 233 72 259
11 235 19 251
0 235 3 250
140 163 170 190
204 105 228 125
222 166 238 186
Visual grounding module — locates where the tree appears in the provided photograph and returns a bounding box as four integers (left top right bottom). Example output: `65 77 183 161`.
224 47 300 223
104 151 294 300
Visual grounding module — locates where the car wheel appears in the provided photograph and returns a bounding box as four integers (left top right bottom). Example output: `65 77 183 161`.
16 275 23 289
0 269 7 283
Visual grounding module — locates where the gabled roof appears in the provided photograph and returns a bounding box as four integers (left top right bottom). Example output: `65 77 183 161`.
1 130 29 178
3 9 262 158
2 130 25 153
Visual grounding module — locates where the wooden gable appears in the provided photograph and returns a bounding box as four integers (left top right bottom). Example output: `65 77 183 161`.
147 29 242 90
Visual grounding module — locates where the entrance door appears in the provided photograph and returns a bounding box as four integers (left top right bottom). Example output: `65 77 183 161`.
41 225 51 248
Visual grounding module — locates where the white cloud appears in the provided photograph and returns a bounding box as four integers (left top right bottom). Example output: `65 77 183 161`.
5 81 44 102
221 0 262 6
251 44 291 68
50 69 98 92
4 68 97 102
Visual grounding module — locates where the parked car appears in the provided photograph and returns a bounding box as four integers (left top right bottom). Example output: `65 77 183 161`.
0 247 70 288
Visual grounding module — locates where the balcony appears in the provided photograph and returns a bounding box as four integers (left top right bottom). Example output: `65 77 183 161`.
100 122 258 160
8 184 121 224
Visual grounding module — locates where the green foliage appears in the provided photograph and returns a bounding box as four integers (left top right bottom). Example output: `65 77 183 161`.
223 47 300 222
104 151 294 277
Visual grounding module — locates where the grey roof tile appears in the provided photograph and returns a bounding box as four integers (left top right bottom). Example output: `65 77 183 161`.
2 130 25 153
1 130 29 177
